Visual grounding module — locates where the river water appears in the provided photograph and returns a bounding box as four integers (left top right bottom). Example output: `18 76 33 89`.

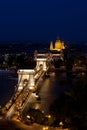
0 70 17 107
0 70 67 114
37 71 67 114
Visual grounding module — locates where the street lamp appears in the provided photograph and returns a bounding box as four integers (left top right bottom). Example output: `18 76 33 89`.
27 115 30 119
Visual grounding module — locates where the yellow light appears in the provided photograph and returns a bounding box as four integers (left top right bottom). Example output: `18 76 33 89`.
36 58 47 61
43 127 45 130
43 126 48 130
59 121 63 126
27 115 30 119
50 41 53 50
46 115 51 119
48 115 51 119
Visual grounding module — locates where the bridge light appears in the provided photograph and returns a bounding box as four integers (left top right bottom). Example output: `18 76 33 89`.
29 86 34 90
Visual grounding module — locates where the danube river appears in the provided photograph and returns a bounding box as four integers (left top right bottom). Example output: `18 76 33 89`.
0 70 67 114
0 70 17 107
36 71 67 114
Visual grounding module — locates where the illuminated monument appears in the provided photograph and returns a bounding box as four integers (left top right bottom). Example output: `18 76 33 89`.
50 38 65 51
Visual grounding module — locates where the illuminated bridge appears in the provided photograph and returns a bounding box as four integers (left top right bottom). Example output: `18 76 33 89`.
4 50 64 119
5 57 48 119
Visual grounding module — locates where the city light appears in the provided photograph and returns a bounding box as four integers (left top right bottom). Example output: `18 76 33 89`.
1 38 87 130
43 126 48 130
46 115 51 119
27 115 30 119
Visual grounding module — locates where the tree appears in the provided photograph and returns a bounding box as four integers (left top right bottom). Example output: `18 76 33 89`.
49 76 87 129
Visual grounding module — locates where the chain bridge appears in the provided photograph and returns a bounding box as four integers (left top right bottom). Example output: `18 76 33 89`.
4 57 49 119
3 50 64 119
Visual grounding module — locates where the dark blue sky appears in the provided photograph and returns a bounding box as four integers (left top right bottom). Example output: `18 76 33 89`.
0 0 87 43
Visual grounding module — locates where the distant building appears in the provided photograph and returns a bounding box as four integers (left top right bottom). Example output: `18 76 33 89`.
50 38 65 51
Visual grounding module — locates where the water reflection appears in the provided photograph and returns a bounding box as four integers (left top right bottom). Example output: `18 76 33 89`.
38 72 67 114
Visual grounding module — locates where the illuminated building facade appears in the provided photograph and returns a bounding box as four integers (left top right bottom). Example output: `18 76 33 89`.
50 38 65 51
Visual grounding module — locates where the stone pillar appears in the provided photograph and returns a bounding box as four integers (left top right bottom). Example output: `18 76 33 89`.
36 58 47 71
43 60 47 71
17 69 35 91
36 61 40 71
28 70 35 90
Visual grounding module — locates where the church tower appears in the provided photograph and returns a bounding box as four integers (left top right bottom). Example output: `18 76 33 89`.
50 41 53 50
61 41 65 49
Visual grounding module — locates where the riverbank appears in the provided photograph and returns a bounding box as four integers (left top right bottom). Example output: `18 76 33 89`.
0 119 69 130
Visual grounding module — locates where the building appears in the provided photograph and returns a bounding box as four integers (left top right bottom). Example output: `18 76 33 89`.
50 38 65 51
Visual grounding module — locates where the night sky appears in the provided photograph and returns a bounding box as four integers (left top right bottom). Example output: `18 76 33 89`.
0 0 87 43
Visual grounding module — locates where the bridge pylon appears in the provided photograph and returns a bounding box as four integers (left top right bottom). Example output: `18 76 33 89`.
36 58 47 71
17 69 35 91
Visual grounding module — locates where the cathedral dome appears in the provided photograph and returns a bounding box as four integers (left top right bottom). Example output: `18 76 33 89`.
55 39 62 50
50 38 65 51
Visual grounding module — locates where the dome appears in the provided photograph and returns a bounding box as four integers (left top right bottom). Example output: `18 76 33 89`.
49 38 65 51
55 39 63 50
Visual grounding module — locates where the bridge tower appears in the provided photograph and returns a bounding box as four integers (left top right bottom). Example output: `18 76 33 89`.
36 58 47 71
17 69 35 91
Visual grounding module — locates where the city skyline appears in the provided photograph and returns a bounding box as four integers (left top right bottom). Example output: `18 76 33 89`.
0 0 87 43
